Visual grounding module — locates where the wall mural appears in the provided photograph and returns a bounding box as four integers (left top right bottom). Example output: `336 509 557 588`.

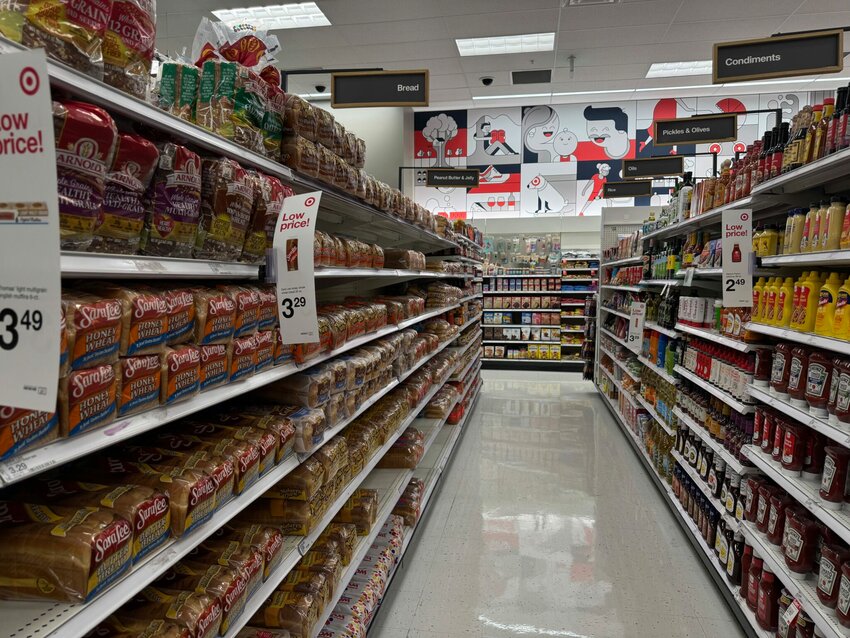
411 91 818 219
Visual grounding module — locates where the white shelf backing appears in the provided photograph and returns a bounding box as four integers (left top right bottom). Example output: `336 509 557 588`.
675 323 756 352
747 384 850 447
674 407 756 476
673 365 755 414
635 394 675 436
671 449 738 530
745 322 850 357
60 252 260 279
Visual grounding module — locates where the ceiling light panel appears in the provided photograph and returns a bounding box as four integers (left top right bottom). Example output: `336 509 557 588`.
212 1 330 30
645 60 712 78
456 32 555 57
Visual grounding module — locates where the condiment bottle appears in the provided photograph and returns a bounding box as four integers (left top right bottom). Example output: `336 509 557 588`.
727 531 745 585
781 423 806 477
800 204 819 253
820 446 850 509
805 351 834 416
740 543 754 600
837 359 850 425
840 83 850 151
772 418 787 462
752 277 766 322
810 201 829 255
831 277 850 339
784 508 820 578
756 565 781 631
818 544 850 607
777 277 796 327
827 87 848 156
761 410 777 455
753 349 772 387
828 357 844 423
787 347 810 408
757 484 781 533
770 122 790 180
803 104 824 166
764 276 781 324
822 196 847 251
796 612 816 638
776 589 795 638
771 343 793 396
767 493 794 546
787 105 813 172
836 560 850 626
803 432 826 482
815 273 844 336
786 207 806 255
814 97 836 161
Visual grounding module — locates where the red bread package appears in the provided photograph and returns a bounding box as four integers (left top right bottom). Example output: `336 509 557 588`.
91 132 159 254
161 287 197 346
199 344 228 392
59 363 118 437
192 288 236 345
161 346 201 405
54 100 118 251
218 285 260 338
102 0 156 99
117 354 161 416
228 334 258 383
62 291 123 370
256 286 278 331
0 406 60 462
255 330 274 372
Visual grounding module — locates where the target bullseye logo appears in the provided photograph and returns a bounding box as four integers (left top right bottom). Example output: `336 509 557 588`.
19 67 40 96
741 213 749 221
305 197 316 206
531 176 541 187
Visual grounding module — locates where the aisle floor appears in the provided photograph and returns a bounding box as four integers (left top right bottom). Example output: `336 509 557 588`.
370 371 747 638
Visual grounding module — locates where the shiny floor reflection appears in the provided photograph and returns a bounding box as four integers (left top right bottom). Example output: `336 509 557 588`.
369 371 746 638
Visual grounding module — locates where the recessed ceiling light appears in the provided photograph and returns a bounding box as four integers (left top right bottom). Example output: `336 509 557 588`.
456 32 555 57
212 1 330 30
646 61 712 78
472 92 552 100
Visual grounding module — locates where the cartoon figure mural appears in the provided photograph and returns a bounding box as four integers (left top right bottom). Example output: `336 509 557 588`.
527 174 566 214
472 116 517 156
580 163 611 215
422 113 459 168
522 106 559 162
584 106 630 159
553 130 579 162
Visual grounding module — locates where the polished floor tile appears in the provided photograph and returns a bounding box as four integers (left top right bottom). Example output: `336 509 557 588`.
370 371 747 638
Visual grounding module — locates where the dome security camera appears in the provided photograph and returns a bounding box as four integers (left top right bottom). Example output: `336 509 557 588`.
481 77 494 87
315 84 327 93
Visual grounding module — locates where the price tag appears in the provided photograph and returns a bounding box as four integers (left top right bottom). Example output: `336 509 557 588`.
627 302 646 354
684 267 695 287
721 209 753 307
298 539 312 555
272 192 322 344
781 598 803 627
0 51 60 412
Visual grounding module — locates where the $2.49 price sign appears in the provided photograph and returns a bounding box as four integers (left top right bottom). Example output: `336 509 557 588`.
273 192 322 344
721 209 753 307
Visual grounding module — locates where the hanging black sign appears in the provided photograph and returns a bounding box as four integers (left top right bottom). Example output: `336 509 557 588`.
426 169 480 188
623 156 684 179
654 114 738 146
603 181 653 198
713 30 843 84
331 70 429 108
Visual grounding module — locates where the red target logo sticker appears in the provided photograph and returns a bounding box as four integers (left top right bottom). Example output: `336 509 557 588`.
740 213 749 221
530 176 541 187
19 67 40 96
305 196 316 206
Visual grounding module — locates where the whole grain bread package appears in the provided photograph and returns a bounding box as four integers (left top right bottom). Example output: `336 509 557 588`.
118 587 223 638
0 503 133 601
54 101 118 251
117 354 161 416
102 0 156 98
192 287 236 345
90 132 160 254
59 363 118 437
197 60 266 154
250 590 318 638
262 456 324 501
0 406 60 461
283 94 317 142
278 569 332 610
198 343 229 391
280 135 319 177
160 345 201 405
228 334 257 383
242 173 280 264
156 61 199 122
263 84 286 158
196 158 256 261
22 0 111 79
141 143 202 258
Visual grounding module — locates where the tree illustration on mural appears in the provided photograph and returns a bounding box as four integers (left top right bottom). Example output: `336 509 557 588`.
423 113 458 167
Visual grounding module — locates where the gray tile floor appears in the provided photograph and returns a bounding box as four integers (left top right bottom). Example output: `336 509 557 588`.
369 370 747 638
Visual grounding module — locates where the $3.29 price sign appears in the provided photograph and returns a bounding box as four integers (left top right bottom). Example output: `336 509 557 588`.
627 302 646 354
279 296 308 320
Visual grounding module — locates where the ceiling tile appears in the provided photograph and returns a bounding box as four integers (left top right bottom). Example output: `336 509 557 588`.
442 9 560 39
432 73 475 90
776 11 850 31
557 24 667 50
674 0 804 21
663 18 789 44
336 17 448 45
558 1 679 30
797 0 850 12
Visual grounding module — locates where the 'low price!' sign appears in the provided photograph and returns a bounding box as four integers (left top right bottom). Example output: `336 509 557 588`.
721 209 753 307
627 302 646 354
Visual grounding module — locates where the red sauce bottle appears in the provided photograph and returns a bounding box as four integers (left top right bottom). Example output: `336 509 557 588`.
756 565 781 631
818 544 850 607
784 508 821 578
781 423 807 477
836 561 850 626
760 410 776 455
753 348 773 387
787 347 811 408
767 493 794 546
828 357 845 424
803 432 826 483
757 484 782 533
746 553 764 611
740 543 754 600
772 418 787 463
771 343 794 397
836 359 850 425
805 351 833 417
744 476 765 522
820 445 850 509
776 589 796 638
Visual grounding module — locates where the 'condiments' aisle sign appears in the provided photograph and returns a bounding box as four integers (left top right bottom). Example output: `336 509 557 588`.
0 50 60 412
713 30 843 84
627 302 646 354
721 209 753 307
273 192 322 344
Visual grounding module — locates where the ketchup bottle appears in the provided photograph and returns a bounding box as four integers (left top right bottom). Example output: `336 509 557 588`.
756 566 781 631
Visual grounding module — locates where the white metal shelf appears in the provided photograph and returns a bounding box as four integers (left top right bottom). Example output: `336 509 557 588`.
561 328 584 333
484 274 561 278
761 249 850 267
458 293 483 303
672 449 739 530
635 394 675 436
562 268 598 272
751 145 850 197
60 252 260 279
482 357 578 363
455 312 483 332
640 356 679 386
602 256 642 267
747 384 850 447
599 345 641 382
642 198 749 241
675 323 756 352
639 279 681 287
561 278 597 282
673 366 755 414
745 322 850 357
600 327 628 348
601 306 630 320
644 321 679 339
600 284 642 292
485 308 560 313
560 289 596 294
482 323 558 328
483 340 561 345
483 290 562 295
674 407 756 476
675 267 722 278
561 314 591 318
316 267 473 279
562 303 587 308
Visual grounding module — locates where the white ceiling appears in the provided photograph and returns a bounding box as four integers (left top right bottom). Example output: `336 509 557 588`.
154 0 850 106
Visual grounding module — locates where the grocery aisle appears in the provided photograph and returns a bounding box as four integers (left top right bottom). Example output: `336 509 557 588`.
370 370 745 638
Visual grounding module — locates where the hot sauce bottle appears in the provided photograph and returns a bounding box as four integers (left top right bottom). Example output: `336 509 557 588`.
769 122 790 180
826 87 848 156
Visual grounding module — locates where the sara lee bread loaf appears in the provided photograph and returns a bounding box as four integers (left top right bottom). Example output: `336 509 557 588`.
184 541 264 600
63 291 123 370
250 590 319 638
283 94 317 141
60 363 118 437
278 569 332 609
255 330 274 372
91 133 160 254
333 489 378 535
256 286 278 331
198 344 229 391
196 158 255 261
14 478 170 563
228 334 258 383
192 288 236 345
180 421 276 477
218 285 260 338
315 523 357 566
156 562 248 635
298 549 343 585
141 143 202 258
262 456 324 501
0 406 59 461
161 346 201 405
273 328 293 365
80 283 169 356
0 503 133 601
208 523 284 581
313 436 348 483
102 0 156 98
201 408 296 463
256 367 333 408
158 287 197 346
117 587 223 638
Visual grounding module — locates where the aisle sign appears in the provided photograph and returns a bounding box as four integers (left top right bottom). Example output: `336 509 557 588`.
654 114 738 146
721 209 753 307
332 70 429 107
627 302 646 354
603 180 653 198
273 192 322 344
426 169 480 188
713 30 843 84
623 156 684 179
0 50 60 412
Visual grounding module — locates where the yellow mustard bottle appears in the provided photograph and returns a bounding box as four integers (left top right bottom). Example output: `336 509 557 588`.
776 277 796 328
782 212 794 255
762 226 780 257
822 196 848 251
815 272 843 336
791 271 811 329
752 277 766 323
810 201 829 253
764 276 781 325
798 271 823 332
800 203 819 253
831 277 850 340
786 207 806 255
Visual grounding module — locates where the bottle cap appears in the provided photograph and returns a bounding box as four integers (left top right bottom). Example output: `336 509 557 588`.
831 195 846 203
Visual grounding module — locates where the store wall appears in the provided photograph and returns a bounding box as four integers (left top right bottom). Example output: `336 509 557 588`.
470 216 600 250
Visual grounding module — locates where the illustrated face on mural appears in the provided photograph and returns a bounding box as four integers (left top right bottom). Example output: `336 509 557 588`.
553 130 578 158
584 106 630 159
597 163 611 177
523 106 559 153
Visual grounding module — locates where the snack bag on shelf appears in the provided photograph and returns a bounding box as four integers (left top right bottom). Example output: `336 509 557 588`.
102 0 156 98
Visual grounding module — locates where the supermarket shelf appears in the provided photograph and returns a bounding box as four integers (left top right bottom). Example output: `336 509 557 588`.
639 279 681 287
751 145 850 197
561 328 584 333
742 445 850 548
316 267 473 279
560 289 596 294
599 366 638 410
482 357 580 364
458 293 483 303
560 342 584 347
456 312 483 332
600 284 642 292
561 314 591 318
674 407 757 476
562 302 587 307
483 290 563 295
483 340 561 345
562 268 598 272
671 449 738 530
744 322 850 357
674 366 755 414
761 249 850 267
561 278 597 282
600 327 628 348
60 252 260 279
454 234 484 251
603 256 642 267
599 345 641 382
635 394 675 436
601 306 630 320
644 321 680 338
484 274 561 278
742 521 850 638
675 267 723 278
486 308 561 313
642 198 752 242
639 356 679 386
450 353 481 383
747 384 850 447
427 255 482 265
675 323 756 352
482 323 557 328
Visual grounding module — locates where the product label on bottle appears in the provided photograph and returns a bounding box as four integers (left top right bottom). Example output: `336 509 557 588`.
757 496 768 524
788 357 803 391
819 558 839 597
770 355 786 385
782 430 798 465
838 373 850 412
726 551 736 577
707 469 717 492
785 527 804 562
821 455 837 493
718 535 729 563
768 506 780 534
735 500 744 521
725 492 735 513
837 575 850 615
722 209 753 307
806 363 828 398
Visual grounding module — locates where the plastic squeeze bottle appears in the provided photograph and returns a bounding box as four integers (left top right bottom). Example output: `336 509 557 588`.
776 277 796 328
798 272 823 333
831 276 850 340
764 277 781 325
822 196 847 251
810 201 829 253
815 272 843 336
790 271 811 329
752 277 767 322
786 207 806 255
800 203 819 252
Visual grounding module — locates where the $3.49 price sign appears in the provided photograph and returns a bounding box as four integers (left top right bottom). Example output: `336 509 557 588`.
627 302 646 354
0 308 44 350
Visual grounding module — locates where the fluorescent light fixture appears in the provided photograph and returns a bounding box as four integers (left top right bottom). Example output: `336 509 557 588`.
472 92 551 100
456 32 554 57
212 1 330 30
646 60 712 78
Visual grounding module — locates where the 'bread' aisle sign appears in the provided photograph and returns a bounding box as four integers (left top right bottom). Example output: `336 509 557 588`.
272 192 322 344
0 50 60 412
